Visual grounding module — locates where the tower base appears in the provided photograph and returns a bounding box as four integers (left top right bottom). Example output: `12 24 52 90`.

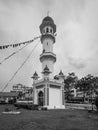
43 105 65 109
33 78 65 109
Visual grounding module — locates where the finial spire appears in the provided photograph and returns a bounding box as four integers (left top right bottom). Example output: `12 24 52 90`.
47 11 50 16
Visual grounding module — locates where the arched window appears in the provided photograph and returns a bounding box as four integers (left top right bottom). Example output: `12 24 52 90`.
50 28 53 33
43 26 53 34
46 27 49 33
43 49 45 53
38 91 44 106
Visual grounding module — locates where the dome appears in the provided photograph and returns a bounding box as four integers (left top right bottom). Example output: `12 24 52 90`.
33 71 38 76
42 16 54 23
31 71 39 79
42 65 51 74
59 70 64 76
40 16 56 33
44 65 49 71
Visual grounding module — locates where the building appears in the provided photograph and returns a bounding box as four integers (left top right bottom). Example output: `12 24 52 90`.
11 83 33 100
31 16 65 109
70 88 77 97
12 83 32 93
0 92 18 103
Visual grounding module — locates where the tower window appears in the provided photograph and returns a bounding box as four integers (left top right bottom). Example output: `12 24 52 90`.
47 42 48 46
50 29 53 33
43 49 45 53
46 28 49 33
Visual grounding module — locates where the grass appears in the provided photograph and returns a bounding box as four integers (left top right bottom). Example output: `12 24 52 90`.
0 104 98 130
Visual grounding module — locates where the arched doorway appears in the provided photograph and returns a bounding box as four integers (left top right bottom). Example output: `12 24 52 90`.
38 91 44 106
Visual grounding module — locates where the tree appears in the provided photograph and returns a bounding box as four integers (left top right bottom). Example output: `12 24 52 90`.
76 74 98 109
17 91 24 99
75 74 93 102
95 96 98 110
64 72 78 100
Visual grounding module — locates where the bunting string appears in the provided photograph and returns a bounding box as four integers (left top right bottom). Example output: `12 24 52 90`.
0 36 40 64
0 36 40 50
1 42 39 92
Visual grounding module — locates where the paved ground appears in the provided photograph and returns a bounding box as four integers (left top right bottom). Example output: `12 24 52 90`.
0 104 98 130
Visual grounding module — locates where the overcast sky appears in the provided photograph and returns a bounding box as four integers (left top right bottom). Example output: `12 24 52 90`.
0 0 98 91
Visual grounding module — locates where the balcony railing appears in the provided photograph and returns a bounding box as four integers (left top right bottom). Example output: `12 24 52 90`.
40 52 56 57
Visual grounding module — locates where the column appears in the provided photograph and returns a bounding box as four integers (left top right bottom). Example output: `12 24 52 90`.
47 84 49 106
33 87 38 104
62 85 65 105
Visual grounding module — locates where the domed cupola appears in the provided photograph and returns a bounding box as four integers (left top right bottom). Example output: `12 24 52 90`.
42 65 51 76
58 70 65 83
40 16 56 34
39 16 56 43
59 70 64 76
43 16 54 23
31 71 39 81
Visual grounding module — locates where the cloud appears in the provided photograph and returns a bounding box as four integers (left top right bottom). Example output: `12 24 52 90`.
0 0 98 91
68 56 86 69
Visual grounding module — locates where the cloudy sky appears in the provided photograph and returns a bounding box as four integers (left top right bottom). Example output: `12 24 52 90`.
0 0 98 91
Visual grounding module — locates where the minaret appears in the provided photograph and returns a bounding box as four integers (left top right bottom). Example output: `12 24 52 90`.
32 16 65 109
39 16 56 78
31 71 39 83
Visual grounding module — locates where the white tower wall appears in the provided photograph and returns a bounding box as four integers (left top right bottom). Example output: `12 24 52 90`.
40 34 56 79
43 38 53 52
49 87 60 108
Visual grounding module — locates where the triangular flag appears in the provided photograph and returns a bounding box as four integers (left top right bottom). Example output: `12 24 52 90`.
13 44 15 47
3 46 5 49
23 42 25 45
0 46 2 49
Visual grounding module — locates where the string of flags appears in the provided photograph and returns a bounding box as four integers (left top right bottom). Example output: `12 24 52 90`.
1 43 39 92
0 36 40 50
0 36 40 64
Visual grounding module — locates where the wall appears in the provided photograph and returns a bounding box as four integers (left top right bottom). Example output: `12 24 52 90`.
49 87 60 108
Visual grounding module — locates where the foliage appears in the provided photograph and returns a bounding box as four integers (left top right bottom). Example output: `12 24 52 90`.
17 91 24 99
64 72 78 100
95 96 98 110
76 74 98 102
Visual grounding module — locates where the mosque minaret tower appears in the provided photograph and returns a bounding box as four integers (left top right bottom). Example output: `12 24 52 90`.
32 15 65 109
39 16 56 78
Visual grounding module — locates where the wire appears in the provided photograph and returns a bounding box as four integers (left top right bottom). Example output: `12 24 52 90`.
1 42 39 92
0 36 40 65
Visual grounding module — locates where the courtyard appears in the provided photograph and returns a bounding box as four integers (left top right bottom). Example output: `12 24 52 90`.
0 105 98 130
